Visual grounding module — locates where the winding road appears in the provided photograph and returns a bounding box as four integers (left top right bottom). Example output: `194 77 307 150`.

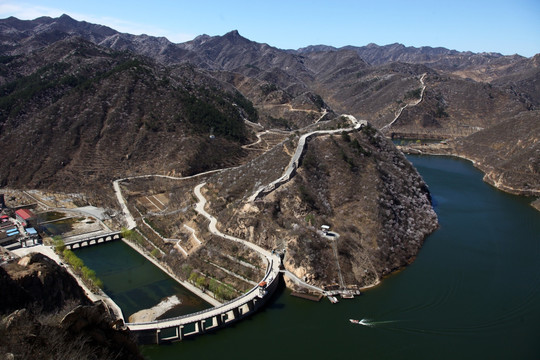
112 111 367 295
194 183 272 261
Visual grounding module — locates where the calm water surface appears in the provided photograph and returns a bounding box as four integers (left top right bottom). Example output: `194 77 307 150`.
82 155 540 359
75 241 211 319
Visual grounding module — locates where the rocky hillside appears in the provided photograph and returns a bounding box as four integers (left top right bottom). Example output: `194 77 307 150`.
0 253 143 359
0 35 258 205
1 15 536 136
219 126 437 287
0 253 90 312
454 110 540 196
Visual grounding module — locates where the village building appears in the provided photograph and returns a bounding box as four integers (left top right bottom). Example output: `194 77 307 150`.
15 209 35 227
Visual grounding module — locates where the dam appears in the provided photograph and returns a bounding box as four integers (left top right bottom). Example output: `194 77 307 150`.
74 239 282 344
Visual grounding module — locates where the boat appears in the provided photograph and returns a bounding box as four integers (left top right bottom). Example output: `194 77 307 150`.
328 296 339 304
349 319 360 324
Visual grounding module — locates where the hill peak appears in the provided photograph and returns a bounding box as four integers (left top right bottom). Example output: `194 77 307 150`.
222 29 250 43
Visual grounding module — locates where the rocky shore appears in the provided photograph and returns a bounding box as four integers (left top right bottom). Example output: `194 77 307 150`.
398 142 540 211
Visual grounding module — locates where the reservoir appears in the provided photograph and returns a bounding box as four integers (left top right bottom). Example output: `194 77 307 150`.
81 155 540 359
75 241 211 320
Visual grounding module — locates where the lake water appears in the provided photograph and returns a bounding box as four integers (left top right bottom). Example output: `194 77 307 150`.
80 155 540 359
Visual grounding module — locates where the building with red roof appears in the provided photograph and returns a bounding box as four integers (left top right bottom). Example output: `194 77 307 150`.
15 209 35 226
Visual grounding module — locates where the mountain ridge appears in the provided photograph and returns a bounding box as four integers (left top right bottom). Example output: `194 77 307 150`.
0 14 538 196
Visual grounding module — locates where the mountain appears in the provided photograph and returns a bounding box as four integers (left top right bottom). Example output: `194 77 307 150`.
0 36 258 205
0 14 537 208
455 110 540 196
0 14 538 307
0 14 536 212
1 15 535 133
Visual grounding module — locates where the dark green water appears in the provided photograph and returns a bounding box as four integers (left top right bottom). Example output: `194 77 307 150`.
75 241 211 319
80 155 540 359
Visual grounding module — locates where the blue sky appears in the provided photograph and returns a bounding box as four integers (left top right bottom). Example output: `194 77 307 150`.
1 0 539 57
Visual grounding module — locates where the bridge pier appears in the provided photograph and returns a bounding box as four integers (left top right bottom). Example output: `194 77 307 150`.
157 326 183 344
238 302 250 316
203 315 222 331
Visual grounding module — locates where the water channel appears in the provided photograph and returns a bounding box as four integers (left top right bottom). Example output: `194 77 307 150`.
77 155 540 359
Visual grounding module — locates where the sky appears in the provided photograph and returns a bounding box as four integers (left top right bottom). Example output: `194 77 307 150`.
0 0 539 57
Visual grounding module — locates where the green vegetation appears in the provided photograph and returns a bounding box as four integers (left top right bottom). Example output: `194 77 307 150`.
311 94 325 111
405 87 422 100
298 184 318 209
121 227 145 246
341 132 351 142
53 236 65 253
181 264 193 278
362 124 377 137
356 70 368 78
75 58 148 92
143 218 161 234
245 63 260 71
350 138 371 156
302 151 318 170
435 103 449 118
209 279 236 300
231 91 258 122
0 55 17 64
362 124 379 145
340 149 357 171
0 63 69 120
260 83 278 96
187 270 237 301
53 238 103 289
0 57 150 121
179 89 248 142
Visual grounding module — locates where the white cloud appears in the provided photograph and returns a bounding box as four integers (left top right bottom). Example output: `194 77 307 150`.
0 2 64 19
164 32 196 43
93 15 195 43
0 2 195 43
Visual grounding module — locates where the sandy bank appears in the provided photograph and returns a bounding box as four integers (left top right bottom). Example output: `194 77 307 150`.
128 295 181 323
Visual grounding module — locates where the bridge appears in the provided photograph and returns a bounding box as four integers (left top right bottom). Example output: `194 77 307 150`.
63 231 122 250
127 254 281 344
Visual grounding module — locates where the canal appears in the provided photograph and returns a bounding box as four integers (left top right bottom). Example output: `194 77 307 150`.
79 155 540 359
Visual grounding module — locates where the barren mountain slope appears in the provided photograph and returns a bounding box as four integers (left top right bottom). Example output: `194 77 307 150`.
199 125 438 288
0 38 257 205
390 73 531 138
454 110 540 196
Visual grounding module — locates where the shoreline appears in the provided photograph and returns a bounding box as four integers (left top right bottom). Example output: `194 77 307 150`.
398 145 540 206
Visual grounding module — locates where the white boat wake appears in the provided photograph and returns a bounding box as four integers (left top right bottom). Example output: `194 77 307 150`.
356 318 397 327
